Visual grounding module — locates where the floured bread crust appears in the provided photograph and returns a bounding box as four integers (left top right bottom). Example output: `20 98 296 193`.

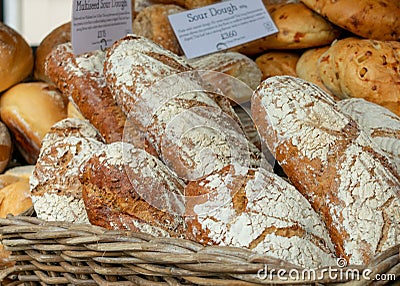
252 76 400 265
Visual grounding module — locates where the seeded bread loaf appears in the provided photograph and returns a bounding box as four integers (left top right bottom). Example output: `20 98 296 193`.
185 164 337 268
252 76 400 265
300 0 400 41
30 118 103 223
337 98 400 172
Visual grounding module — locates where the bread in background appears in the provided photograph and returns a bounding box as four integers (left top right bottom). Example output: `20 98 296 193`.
256 51 299 80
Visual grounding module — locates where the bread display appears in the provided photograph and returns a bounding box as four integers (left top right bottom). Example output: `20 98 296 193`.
318 37 400 116
230 2 341 56
34 22 71 83
133 4 185 55
252 76 400 265
0 122 12 173
300 0 400 41
255 51 299 80
0 82 68 164
337 98 400 172
0 22 33 93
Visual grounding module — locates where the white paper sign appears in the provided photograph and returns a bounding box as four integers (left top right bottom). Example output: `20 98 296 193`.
72 0 132 55
168 0 278 59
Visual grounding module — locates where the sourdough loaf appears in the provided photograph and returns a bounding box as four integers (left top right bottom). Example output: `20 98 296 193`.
80 141 186 236
300 0 400 41
30 118 103 223
150 0 220 9
132 4 185 55
252 76 400 265
0 82 68 164
337 98 400 172
255 51 299 80
185 164 337 268
318 38 400 116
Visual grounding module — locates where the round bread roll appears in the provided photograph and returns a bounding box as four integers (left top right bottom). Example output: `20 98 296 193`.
34 22 71 83
300 0 400 41
0 22 34 92
0 121 12 173
0 82 68 164
133 4 185 55
230 2 341 56
255 51 299 80
295 46 334 96
318 37 400 116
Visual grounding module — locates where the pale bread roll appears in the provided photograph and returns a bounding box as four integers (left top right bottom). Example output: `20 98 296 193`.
255 51 299 80
0 122 12 173
300 0 400 41
0 82 68 164
337 98 400 172
0 22 33 92
4 165 34 180
252 76 400 265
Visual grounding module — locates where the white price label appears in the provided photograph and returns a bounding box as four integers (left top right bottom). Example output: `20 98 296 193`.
168 0 278 59
72 0 132 55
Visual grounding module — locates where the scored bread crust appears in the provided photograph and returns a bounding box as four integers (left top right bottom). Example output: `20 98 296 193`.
252 76 400 265
185 164 337 268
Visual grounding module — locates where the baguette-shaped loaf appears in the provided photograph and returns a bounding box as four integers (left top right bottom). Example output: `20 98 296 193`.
337 98 400 172
185 164 337 268
30 118 103 223
252 76 400 265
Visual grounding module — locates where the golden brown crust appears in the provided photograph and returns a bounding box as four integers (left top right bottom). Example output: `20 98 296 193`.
0 22 33 92
300 0 400 41
133 4 185 55
255 51 299 80
34 22 71 83
0 122 12 173
230 3 341 56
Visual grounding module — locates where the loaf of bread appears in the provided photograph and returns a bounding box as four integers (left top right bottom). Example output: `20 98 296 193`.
0 22 33 92
150 0 220 9
34 22 71 83
30 118 103 223
5 165 34 180
105 35 256 180
252 76 400 265
0 177 32 218
0 82 68 164
133 4 185 55
255 51 299 80
230 2 341 56
185 164 336 268
337 98 400 172
80 141 187 236
300 0 400 41
0 122 12 174
318 37 400 116
186 51 262 103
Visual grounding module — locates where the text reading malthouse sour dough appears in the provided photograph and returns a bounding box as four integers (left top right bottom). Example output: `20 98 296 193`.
76 0 128 11
187 3 238 23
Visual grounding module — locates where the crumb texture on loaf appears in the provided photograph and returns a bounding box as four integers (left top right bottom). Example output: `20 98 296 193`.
252 76 400 265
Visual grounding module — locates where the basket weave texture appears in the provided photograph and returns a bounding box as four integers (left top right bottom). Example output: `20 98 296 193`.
0 215 399 286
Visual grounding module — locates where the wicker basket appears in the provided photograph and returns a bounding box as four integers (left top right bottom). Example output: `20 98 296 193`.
0 215 399 286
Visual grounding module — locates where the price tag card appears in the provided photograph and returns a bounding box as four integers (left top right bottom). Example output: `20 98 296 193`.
72 0 132 55
168 0 278 59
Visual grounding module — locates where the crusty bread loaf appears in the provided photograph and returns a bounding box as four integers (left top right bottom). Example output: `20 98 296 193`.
34 22 71 83
0 121 12 173
185 164 336 268
230 3 340 56
0 22 33 92
0 82 68 164
133 4 185 55
80 141 186 236
255 51 299 80
295 46 334 96
45 43 129 144
300 0 400 41
186 51 262 103
150 0 220 9
30 118 103 223
337 98 400 172
318 38 400 116
252 76 400 265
